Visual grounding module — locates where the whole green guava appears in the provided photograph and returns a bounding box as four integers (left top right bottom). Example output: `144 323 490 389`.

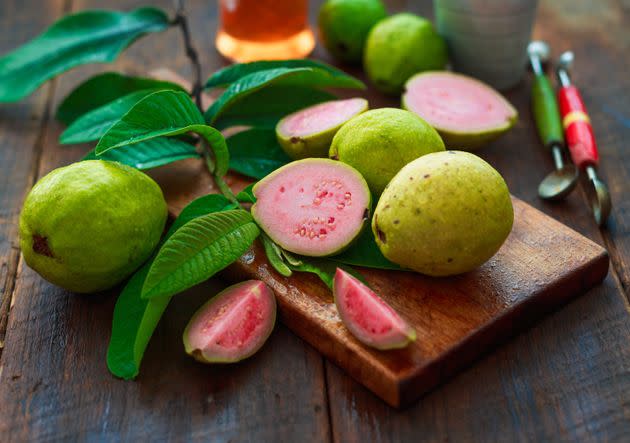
19 160 167 293
364 13 448 94
372 151 513 276
329 108 445 196
318 0 387 63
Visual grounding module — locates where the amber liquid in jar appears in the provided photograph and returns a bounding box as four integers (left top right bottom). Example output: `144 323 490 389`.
216 0 315 62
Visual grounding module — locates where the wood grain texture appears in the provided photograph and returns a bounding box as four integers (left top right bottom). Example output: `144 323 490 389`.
0 0 629 441
0 0 64 353
324 0 630 439
0 0 331 441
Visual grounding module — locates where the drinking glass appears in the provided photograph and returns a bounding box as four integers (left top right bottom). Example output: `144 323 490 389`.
216 0 315 62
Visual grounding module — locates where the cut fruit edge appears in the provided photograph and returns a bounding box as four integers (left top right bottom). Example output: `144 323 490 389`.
251 158 372 257
333 268 416 350
402 71 518 136
276 97 369 139
183 280 276 363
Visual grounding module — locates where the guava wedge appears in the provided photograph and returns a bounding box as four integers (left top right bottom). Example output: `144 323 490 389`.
276 98 368 159
402 71 518 150
183 280 276 364
333 268 416 350
251 158 371 257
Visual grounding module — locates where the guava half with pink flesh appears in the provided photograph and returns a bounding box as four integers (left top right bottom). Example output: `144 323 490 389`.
251 158 371 257
333 268 416 350
402 71 518 150
183 280 276 364
276 98 368 159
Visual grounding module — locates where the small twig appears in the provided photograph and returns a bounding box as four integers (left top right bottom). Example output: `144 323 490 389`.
173 0 203 111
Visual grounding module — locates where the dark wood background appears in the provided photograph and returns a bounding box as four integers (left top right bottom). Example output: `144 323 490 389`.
1 0 629 441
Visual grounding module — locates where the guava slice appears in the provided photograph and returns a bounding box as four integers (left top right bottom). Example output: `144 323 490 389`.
183 280 276 364
333 268 416 350
402 71 518 150
251 158 371 257
276 98 368 159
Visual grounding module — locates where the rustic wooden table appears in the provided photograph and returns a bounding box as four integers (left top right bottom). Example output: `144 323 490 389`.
1 0 629 441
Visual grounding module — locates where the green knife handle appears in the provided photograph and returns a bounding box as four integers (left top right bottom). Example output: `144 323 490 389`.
532 74 563 148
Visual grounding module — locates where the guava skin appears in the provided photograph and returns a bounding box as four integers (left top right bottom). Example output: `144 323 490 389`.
372 151 513 276
364 13 447 94
318 0 387 63
19 160 167 293
329 108 445 196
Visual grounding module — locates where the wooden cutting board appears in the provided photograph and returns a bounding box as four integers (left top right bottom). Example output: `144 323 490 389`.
148 156 608 408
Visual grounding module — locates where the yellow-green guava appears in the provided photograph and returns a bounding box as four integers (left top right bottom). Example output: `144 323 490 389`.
329 108 445 196
19 160 167 293
318 0 388 63
364 13 447 94
372 151 513 276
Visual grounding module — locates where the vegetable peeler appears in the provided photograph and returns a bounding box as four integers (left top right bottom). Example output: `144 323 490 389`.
556 51 612 226
527 41 578 201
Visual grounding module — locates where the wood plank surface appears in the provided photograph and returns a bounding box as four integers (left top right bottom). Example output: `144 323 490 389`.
0 0 331 441
0 0 629 441
0 0 65 355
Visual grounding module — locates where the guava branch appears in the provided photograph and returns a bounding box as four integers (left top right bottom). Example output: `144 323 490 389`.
173 0 203 111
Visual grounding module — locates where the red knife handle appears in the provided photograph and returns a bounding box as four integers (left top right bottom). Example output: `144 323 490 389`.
558 85 599 168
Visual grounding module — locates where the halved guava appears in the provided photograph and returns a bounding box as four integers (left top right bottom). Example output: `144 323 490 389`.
333 268 416 350
402 71 518 150
276 98 368 159
183 280 276 364
251 158 371 257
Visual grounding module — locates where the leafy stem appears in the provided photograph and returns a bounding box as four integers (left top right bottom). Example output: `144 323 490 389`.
172 0 203 111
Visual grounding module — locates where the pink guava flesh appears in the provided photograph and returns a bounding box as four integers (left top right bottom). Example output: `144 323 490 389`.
183 280 276 363
403 72 516 132
252 159 371 257
277 98 368 138
333 269 416 350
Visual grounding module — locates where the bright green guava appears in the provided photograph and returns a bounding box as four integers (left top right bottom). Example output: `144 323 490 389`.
363 13 447 94
329 108 445 196
19 160 167 293
372 151 514 276
318 0 388 63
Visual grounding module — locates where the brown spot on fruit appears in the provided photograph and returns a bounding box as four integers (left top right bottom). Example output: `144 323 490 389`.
424 174 430 179
32 234 53 258
290 136 301 144
393 220 400 225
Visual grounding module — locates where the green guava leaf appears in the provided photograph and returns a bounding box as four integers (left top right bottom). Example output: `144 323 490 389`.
95 90 230 178
205 59 365 89
164 194 238 239
56 72 185 125
142 209 260 300
330 228 403 271
205 67 364 124
83 137 200 170
213 86 336 130
260 233 292 277
236 183 256 204
227 128 291 179
0 8 170 103
60 89 161 144
107 193 236 380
